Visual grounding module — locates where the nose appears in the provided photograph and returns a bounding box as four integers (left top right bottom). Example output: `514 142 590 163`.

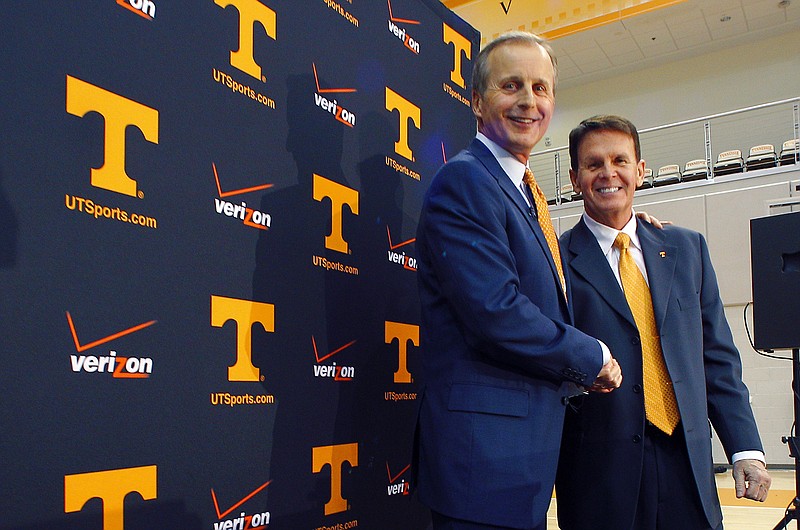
517 85 535 107
597 161 616 178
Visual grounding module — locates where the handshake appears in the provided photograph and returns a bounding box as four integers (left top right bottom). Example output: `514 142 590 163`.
590 357 622 394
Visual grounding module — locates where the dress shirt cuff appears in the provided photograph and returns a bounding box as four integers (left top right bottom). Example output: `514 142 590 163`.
732 450 766 464
597 339 611 369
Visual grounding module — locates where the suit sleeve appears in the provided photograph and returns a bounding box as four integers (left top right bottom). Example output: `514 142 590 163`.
697 233 764 458
418 159 603 386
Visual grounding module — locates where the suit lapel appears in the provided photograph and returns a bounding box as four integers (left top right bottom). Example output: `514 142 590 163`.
469 139 535 228
468 140 566 303
567 219 636 328
637 222 677 331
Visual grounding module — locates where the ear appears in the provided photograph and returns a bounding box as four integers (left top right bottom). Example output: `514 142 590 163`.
636 159 645 187
569 169 581 193
472 89 482 121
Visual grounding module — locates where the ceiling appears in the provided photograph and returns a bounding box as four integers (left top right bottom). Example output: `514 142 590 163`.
441 0 800 89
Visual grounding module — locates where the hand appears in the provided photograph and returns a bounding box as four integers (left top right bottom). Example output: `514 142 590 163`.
733 459 771 502
635 210 672 229
590 357 622 393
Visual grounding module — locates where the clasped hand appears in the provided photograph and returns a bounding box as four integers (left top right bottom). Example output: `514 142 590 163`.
590 357 622 393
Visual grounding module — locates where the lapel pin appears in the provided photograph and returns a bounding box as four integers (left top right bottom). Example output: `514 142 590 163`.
659 251 667 258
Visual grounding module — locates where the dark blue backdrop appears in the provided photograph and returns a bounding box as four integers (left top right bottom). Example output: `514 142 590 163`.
0 1 478 528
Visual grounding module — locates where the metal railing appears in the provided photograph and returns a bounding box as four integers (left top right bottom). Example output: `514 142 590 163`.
529 97 800 205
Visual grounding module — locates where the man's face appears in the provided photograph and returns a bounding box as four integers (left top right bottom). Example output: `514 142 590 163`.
473 42 555 164
570 129 645 229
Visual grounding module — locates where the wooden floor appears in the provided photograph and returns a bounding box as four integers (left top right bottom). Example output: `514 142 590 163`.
546 469 798 529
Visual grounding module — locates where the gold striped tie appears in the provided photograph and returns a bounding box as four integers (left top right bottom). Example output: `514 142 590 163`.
614 232 680 435
523 168 566 296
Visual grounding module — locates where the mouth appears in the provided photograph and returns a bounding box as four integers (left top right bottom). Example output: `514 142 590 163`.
508 116 537 125
596 186 622 194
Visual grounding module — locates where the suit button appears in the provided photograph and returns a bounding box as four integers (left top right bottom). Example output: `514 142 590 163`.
631 337 640 345
632 384 642 393
561 396 570 406
632 434 642 443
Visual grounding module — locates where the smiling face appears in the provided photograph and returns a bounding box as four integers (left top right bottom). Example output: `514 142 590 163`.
472 42 555 164
570 129 645 229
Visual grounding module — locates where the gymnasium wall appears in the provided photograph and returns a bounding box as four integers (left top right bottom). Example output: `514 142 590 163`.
550 28 800 145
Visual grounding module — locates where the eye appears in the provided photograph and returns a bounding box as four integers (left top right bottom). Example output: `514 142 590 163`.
502 81 519 91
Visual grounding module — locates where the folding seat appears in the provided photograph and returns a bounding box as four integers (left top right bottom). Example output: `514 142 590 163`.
559 182 574 203
653 164 681 187
713 149 744 176
682 159 710 182
745 144 777 171
780 139 799 166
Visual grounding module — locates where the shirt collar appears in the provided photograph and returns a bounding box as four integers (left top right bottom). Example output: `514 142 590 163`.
476 132 528 188
582 210 641 255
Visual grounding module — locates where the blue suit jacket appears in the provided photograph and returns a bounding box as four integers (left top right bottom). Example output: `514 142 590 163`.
555 218 763 530
415 139 604 529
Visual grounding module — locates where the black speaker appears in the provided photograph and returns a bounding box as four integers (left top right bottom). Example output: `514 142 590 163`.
750 211 800 350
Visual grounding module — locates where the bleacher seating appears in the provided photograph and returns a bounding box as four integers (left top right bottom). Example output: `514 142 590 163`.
713 149 744 176
745 144 778 171
682 159 710 182
546 132 798 203
780 139 799 166
653 164 681 187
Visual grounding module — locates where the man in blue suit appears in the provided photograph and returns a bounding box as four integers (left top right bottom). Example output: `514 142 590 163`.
555 115 772 530
415 33 622 530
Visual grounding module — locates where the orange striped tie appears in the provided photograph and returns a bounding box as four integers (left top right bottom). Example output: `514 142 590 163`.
523 168 566 296
614 232 680 435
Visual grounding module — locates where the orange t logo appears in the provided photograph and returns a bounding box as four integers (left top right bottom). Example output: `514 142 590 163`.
312 443 358 515
215 0 277 81
64 465 157 530
211 295 275 382
443 23 472 89
385 321 418 384
66 75 159 198
313 174 359 254
385 87 421 162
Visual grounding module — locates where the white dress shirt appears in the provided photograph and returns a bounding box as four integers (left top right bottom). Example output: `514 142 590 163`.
475 132 531 206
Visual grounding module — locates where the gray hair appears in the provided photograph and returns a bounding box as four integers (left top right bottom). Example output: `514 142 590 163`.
472 31 558 97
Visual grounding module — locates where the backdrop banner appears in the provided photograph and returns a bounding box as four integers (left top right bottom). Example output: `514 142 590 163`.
0 1 478 528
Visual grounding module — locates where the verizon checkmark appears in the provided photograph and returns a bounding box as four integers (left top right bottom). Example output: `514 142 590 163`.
211 480 272 519
66 311 156 353
313 63 357 94
386 462 411 483
388 0 420 24
213 162 273 198
387 226 416 251
312 336 357 363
